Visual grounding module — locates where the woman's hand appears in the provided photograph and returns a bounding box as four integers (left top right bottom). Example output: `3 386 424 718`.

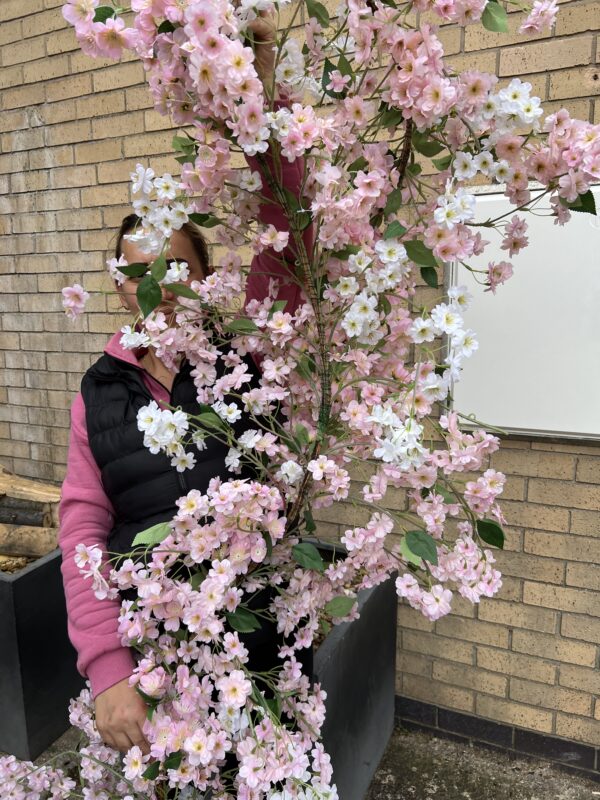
248 12 277 92
95 677 150 754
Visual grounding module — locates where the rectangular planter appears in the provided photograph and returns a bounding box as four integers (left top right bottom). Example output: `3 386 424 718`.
314 577 397 800
0 548 84 760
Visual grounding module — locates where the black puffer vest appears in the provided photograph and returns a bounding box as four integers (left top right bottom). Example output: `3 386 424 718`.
81 349 262 557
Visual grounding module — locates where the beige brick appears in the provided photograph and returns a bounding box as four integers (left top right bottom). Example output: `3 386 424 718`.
494 550 565 584
402 629 474 665
478 598 556 634
434 616 509 648
46 26 81 56
46 119 92 147
1 127 44 152
50 164 96 190
528 477 600 510
397 604 436 633
513 629 597 667
500 500 569 532
22 9 66 38
446 50 497 75
1 82 45 110
125 85 155 111
75 90 126 120
525 530 600 563
560 664 600 695
491 449 575 480
532 440 600 455
510 677 591 715
499 35 593 76
123 130 174 157
523 581 600 616
555 0 600 35
433 661 507 697
12 214 56 235
556 713 600 746
0 18 22 46
23 54 70 85
566 562 600 590
464 12 550 50
54 208 103 232
11 170 49 193
46 73 92 103
403 673 474 714
477 647 556 685
91 111 146 141
30 145 74 170
576 456 600 484
2 35 46 66
561 612 600 644
7 387 48 408
397 651 432 678
476 695 553 733
549 66 600 100
75 139 122 165
92 62 145 93
81 183 130 208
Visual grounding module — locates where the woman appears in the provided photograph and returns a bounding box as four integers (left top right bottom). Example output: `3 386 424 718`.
59 14 308 758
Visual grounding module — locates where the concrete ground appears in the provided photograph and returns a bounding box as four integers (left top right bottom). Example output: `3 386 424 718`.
26 724 600 799
366 728 600 800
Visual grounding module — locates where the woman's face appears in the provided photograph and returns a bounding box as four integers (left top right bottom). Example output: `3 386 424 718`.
118 229 206 318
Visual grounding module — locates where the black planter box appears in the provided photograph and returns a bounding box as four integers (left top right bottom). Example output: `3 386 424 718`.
0 549 84 760
315 577 397 800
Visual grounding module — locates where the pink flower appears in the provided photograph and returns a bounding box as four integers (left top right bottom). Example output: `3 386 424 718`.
62 0 97 30
485 260 514 294
518 0 558 33
94 16 137 59
62 283 89 319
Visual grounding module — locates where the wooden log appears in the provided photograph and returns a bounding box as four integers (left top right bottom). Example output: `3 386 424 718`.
0 504 53 527
0 524 58 558
0 470 60 504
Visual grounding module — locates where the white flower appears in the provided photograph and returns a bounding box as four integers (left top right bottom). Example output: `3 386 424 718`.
279 460 304 485
137 401 161 434
238 429 261 449
239 169 262 192
106 255 128 285
375 238 407 265
212 401 242 423
192 430 207 451
408 317 436 344
491 159 514 183
171 450 197 472
153 173 178 201
164 260 190 284
447 284 472 311
347 250 371 274
367 403 401 429
431 303 464 335
130 164 154 195
453 151 477 179
225 448 242 471
473 150 495 176
452 328 479 358
120 325 151 350
350 291 378 322
337 276 359 297
124 226 165 256
133 196 154 218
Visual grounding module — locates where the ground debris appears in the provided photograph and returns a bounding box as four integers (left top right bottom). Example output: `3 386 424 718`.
366 728 598 800
0 553 34 573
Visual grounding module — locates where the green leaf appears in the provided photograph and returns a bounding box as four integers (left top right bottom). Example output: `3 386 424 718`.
481 0 509 32
196 411 227 429
294 423 311 446
560 190 597 215
162 282 200 299
163 750 183 771
93 6 116 23
269 300 288 318
305 0 330 27
338 53 353 77
295 355 315 381
172 135 194 153
292 541 324 572
322 58 346 99
384 188 403 216
119 262 149 278
379 294 392 315
304 508 316 534
412 130 445 157
157 19 176 34
265 695 282 720
132 521 171 548
324 595 355 617
142 760 160 781
384 221 407 240
407 163 422 176
380 108 404 128
348 156 368 174
226 608 262 633
400 535 423 567
476 518 505 549
190 571 205 590
405 240 438 268
261 529 273 559
150 254 167 282
420 266 438 288
188 212 221 228
405 530 439 566
432 483 456 504
330 245 361 259
432 153 453 171
137 275 162 318
223 318 259 335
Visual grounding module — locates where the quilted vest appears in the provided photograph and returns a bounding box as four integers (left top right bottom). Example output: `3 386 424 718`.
80 349 261 557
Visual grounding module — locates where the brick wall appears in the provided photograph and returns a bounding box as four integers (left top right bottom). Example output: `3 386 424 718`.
1 0 600 747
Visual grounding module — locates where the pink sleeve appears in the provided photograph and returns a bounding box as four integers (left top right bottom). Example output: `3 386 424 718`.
244 137 314 317
58 393 135 699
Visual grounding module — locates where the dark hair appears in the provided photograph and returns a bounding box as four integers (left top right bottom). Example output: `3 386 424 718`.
115 213 212 277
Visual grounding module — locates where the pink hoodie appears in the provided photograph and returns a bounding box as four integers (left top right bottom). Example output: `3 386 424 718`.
59 150 309 699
